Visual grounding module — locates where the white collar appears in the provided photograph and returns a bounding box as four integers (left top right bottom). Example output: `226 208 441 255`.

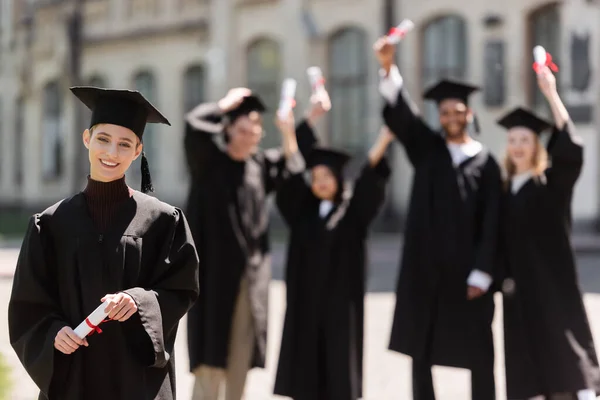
511 170 534 194
319 200 333 218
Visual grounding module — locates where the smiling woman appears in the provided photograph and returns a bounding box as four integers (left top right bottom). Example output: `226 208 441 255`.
84 124 142 184
7 86 200 400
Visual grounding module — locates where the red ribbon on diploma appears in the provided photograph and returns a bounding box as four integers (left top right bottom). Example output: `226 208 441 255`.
85 318 104 335
532 52 559 73
312 77 326 90
388 26 407 39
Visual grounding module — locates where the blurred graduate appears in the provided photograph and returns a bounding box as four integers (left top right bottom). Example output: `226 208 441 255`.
184 87 326 400
496 66 600 400
373 34 502 400
273 86 393 399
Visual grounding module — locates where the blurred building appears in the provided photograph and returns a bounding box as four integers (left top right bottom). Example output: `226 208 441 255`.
0 0 599 231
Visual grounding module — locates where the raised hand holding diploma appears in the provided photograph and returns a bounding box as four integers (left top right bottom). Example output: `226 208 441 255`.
532 45 558 74
278 78 297 121
387 19 415 44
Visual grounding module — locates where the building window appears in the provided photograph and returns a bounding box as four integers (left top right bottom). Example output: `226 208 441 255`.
14 97 23 186
328 27 368 153
246 38 281 149
41 81 63 180
528 3 561 116
183 65 205 112
421 15 468 127
132 71 157 180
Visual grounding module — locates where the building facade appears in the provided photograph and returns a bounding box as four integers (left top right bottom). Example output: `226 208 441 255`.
0 0 599 230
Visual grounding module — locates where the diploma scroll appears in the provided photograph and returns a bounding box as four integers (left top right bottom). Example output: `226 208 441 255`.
532 45 558 73
388 19 415 44
74 302 109 339
533 45 547 67
307 67 326 95
277 78 297 120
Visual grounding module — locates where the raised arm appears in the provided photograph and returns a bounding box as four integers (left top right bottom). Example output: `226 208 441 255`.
538 67 583 199
348 126 394 227
263 111 307 195
373 37 436 166
184 88 254 178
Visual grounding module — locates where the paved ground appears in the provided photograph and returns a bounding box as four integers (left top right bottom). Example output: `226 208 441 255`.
3 240 600 399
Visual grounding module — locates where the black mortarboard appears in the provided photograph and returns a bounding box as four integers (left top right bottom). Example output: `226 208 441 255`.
496 107 552 135
224 95 267 123
423 79 480 105
306 148 351 173
70 86 171 194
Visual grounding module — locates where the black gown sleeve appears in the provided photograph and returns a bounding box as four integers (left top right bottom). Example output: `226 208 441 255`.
121 208 199 368
261 121 311 195
348 158 392 227
382 91 437 167
295 119 319 158
184 102 226 179
545 120 583 197
472 157 502 276
8 215 68 396
276 174 312 226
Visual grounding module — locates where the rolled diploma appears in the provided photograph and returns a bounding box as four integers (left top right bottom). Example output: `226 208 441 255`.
278 78 297 119
533 45 547 67
388 19 415 44
74 302 108 339
307 66 326 95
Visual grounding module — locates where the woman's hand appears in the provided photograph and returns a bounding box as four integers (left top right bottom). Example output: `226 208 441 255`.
54 326 88 355
102 293 138 322
305 91 331 126
275 110 296 138
537 66 557 99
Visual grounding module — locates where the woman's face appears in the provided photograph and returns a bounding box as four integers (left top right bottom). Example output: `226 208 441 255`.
507 127 537 171
311 165 338 201
83 124 142 182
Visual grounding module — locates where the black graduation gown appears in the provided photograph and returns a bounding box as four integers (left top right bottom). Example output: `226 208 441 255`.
8 192 200 400
498 123 600 399
273 156 391 400
184 103 306 370
383 91 502 368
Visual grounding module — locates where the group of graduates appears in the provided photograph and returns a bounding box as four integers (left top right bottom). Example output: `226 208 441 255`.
5 30 600 400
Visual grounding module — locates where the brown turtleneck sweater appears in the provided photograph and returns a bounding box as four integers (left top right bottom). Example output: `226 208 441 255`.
83 176 133 231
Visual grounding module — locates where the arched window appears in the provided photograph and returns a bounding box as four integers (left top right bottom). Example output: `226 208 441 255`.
528 3 561 115
41 81 63 180
328 27 368 152
132 71 157 180
421 15 468 126
246 38 281 149
183 65 206 112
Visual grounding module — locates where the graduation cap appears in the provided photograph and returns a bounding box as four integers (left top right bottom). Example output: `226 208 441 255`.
497 107 552 135
423 79 480 105
306 148 351 175
423 79 481 134
224 95 267 123
70 86 171 194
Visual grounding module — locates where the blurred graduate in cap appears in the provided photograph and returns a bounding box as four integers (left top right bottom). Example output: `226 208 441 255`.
496 66 600 400
273 119 393 400
373 35 502 399
8 87 200 400
184 87 327 400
